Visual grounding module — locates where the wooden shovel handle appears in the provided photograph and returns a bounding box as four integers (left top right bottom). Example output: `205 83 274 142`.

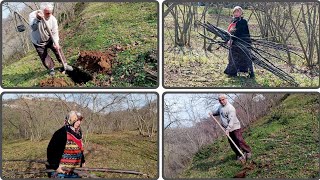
42 18 66 68
209 114 245 159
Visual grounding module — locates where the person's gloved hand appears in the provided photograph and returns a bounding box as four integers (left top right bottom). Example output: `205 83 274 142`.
36 10 44 20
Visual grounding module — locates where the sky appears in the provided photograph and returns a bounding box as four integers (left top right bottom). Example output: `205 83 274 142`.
164 93 222 128
2 93 157 113
163 93 265 128
2 2 26 19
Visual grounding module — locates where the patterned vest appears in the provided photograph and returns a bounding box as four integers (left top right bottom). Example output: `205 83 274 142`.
60 132 83 168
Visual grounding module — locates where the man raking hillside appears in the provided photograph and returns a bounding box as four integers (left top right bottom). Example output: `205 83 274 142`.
209 94 252 163
29 2 73 76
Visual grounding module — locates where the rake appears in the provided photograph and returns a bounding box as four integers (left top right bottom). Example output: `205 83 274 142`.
209 114 246 161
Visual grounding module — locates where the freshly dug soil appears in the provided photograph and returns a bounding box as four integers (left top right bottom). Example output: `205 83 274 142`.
38 45 125 87
75 45 124 75
39 77 74 87
75 51 113 74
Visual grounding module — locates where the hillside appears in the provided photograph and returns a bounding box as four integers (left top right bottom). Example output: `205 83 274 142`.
179 94 319 178
2 2 158 88
2 131 158 178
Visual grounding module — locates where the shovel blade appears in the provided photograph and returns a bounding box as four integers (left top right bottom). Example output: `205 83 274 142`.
65 66 93 84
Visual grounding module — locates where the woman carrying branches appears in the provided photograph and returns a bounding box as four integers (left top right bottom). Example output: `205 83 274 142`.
225 6 254 78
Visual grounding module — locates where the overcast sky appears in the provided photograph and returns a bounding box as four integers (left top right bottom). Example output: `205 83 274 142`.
2 93 157 113
2 2 26 19
164 93 223 128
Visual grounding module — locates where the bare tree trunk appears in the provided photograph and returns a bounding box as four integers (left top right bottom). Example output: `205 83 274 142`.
169 3 195 47
34 2 40 10
307 4 317 66
265 9 293 69
23 2 35 11
288 4 309 65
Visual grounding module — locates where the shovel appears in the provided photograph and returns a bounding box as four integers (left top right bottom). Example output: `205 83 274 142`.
209 114 246 162
41 16 68 73
40 15 94 84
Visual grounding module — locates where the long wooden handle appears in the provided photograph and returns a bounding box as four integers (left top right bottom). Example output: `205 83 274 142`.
42 18 66 68
62 167 149 177
209 114 245 159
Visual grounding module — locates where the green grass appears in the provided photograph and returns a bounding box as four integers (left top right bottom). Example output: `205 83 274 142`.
64 3 157 50
2 131 158 178
179 94 319 178
2 52 47 87
164 46 318 87
2 2 158 88
63 2 158 88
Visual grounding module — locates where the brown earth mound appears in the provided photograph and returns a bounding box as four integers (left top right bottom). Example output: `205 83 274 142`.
39 77 74 87
75 45 124 75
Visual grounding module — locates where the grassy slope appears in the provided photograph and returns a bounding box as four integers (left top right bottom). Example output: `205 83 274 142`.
164 5 319 88
2 2 157 88
2 131 158 178
180 94 319 178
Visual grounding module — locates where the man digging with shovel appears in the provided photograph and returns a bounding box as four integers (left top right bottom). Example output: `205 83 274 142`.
209 94 252 163
29 2 73 76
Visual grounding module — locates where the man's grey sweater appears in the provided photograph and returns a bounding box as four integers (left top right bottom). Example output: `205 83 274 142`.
212 102 241 132
29 11 59 46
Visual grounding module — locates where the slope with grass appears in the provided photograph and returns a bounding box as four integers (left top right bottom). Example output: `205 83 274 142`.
2 2 158 88
179 94 319 178
2 131 158 178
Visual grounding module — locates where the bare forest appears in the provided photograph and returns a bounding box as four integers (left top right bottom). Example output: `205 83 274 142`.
164 2 319 87
3 93 158 141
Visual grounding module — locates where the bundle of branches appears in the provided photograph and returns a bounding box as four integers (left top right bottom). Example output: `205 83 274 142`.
198 21 303 86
